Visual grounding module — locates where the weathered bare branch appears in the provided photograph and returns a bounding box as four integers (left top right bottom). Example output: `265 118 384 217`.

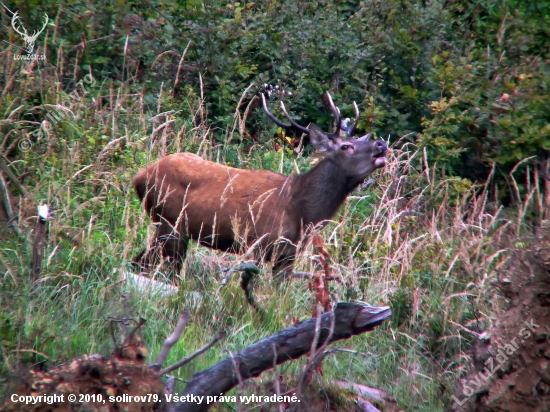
150 311 190 373
0 172 20 236
357 397 381 412
121 315 147 347
0 155 28 196
160 331 226 376
171 302 391 412
296 304 335 394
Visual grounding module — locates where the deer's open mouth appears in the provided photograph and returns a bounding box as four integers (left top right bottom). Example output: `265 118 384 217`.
373 148 387 167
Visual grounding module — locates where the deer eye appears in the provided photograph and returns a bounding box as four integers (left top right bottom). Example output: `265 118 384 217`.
341 145 350 151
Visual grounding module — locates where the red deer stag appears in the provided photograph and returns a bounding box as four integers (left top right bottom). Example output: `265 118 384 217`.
132 92 387 288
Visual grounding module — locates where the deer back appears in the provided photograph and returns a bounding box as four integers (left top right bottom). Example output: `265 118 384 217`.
134 152 299 251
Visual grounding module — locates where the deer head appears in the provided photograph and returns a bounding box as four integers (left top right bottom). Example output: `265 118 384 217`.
11 11 49 54
261 91 387 187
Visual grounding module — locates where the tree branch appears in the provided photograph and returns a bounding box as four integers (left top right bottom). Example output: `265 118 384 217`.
0 155 28 196
171 302 391 412
159 332 225 376
150 311 190 373
160 331 225 376
0 172 21 236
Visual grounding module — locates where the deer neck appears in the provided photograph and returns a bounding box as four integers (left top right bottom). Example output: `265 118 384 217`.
290 158 356 226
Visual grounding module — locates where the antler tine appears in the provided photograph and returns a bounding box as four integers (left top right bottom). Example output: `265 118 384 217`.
345 101 360 138
326 92 341 137
37 14 49 36
11 12 27 37
356 132 373 142
261 93 292 129
279 102 310 135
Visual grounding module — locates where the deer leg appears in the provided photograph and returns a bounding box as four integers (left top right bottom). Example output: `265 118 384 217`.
131 248 148 272
272 242 297 283
132 244 162 274
157 221 188 278
133 221 188 278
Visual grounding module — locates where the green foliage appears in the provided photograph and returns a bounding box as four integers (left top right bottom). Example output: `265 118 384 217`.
3 0 548 195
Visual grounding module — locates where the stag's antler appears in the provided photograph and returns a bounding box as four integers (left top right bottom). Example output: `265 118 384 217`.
262 90 360 141
261 92 310 135
35 14 49 39
346 102 360 137
11 11 48 52
261 86 369 142
11 12 28 38
326 92 341 137
326 93 362 138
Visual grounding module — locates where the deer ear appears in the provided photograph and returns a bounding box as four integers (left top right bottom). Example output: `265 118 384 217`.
355 132 373 142
309 124 337 153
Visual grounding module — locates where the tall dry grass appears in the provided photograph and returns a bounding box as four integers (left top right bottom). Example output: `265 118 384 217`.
1 43 548 411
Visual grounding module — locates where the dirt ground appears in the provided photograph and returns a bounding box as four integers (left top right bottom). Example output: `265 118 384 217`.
3 340 166 412
450 225 550 412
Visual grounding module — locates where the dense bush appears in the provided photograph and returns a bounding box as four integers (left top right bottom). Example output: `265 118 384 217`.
2 0 548 202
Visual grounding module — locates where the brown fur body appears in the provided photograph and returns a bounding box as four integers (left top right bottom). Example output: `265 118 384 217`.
133 93 388 279
133 152 360 276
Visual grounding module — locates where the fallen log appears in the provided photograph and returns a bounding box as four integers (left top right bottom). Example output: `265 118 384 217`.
171 302 391 412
